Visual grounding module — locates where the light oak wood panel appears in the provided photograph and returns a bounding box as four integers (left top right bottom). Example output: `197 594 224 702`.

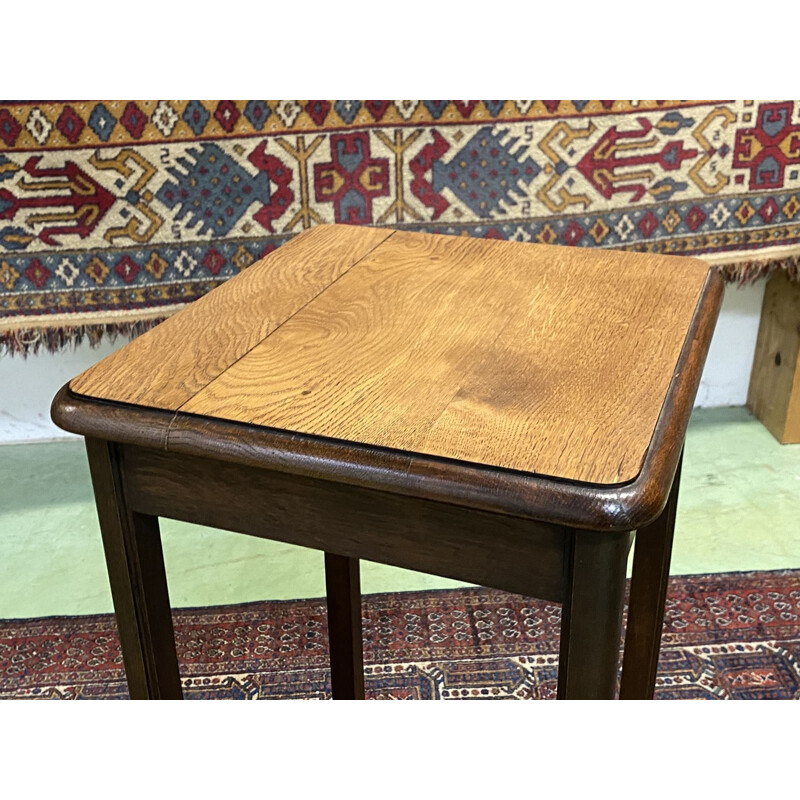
185 233 527 450
183 229 710 484
70 225 394 410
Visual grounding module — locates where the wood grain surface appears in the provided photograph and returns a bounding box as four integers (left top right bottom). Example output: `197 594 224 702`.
70 225 393 409
121 444 568 601
52 264 720 530
60 226 723 703
180 229 710 484
747 269 800 443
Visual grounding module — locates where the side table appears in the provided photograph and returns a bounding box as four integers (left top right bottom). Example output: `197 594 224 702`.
51 224 723 699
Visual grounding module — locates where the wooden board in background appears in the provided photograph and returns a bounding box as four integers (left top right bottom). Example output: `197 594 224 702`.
748 269 800 444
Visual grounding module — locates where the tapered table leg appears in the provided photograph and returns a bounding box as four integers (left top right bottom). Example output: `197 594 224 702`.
620 452 683 700
557 529 633 699
85 438 182 700
324 553 365 700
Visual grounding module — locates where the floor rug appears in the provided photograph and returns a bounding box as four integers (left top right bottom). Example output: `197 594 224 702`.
3 100 800 354
1 569 798 699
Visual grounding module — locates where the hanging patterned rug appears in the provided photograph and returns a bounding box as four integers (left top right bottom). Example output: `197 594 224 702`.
1 569 798 699
2 100 800 355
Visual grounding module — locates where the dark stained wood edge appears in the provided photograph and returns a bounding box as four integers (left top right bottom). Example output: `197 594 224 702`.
557 529 633 699
324 554 365 700
51 268 723 532
120 445 567 602
84 438 183 699
619 450 683 699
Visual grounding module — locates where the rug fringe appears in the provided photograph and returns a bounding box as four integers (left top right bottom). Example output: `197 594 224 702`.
3 253 800 356
715 252 800 286
0 318 166 358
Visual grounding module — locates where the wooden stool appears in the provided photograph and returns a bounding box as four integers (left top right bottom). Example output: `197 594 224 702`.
51 225 723 700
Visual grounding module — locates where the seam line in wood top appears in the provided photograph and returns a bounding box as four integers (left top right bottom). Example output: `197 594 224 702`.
164 259 713 484
51 264 721 531
163 230 397 451
159 266 716 492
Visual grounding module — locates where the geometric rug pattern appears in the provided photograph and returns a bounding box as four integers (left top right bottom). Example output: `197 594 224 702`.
1 570 798 699
2 100 800 353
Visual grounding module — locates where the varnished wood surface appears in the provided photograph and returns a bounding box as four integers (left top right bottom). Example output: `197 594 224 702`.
185 231 708 482
557 529 632 699
53 261 723 530
103 226 708 485
85 438 182 699
56 227 726 702
90 434 677 700
620 452 682 700
747 269 800 444
121 445 568 601
324 554 365 700
70 225 393 409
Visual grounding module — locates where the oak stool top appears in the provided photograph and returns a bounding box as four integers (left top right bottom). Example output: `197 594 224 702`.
54 224 723 532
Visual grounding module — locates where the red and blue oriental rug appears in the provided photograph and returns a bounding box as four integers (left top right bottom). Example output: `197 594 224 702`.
1 569 798 699
2 100 800 354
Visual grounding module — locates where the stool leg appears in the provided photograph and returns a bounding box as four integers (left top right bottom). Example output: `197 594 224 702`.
324 553 365 700
557 529 632 699
85 438 182 700
620 452 683 700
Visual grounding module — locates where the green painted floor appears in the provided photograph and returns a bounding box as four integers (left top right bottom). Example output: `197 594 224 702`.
1 407 799 619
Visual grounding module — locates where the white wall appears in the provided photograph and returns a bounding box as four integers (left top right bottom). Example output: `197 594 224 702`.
695 280 765 408
0 282 766 444
0 338 123 443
